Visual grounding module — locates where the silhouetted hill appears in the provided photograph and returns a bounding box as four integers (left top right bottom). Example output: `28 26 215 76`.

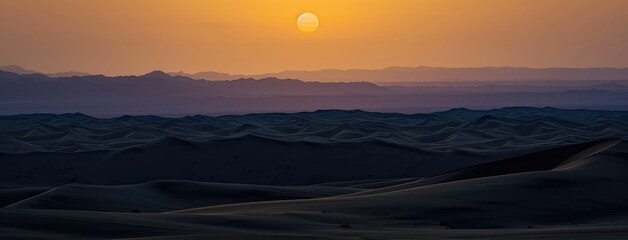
2 70 628 116
253 66 628 83
5 65 628 83
205 77 388 96
0 65 38 75
169 70 244 81
0 65 91 78
142 70 172 79
388 82 628 93
0 70 391 113
46 71 92 78
174 66 628 83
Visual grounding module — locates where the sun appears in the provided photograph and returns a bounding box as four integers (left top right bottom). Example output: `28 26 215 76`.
296 12 319 33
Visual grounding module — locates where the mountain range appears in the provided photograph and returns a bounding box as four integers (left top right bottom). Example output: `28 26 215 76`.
172 66 628 83
0 65 91 78
2 67 628 116
4 65 628 83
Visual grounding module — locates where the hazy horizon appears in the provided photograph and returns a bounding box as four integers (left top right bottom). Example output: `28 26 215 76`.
2 0 628 76
3 64 628 78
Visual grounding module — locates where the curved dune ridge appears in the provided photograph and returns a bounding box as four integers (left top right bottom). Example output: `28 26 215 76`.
1 107 627 187
4 180 360 213
1 107 628 239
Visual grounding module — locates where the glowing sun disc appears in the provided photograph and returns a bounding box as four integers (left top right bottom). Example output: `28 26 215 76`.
297 12 319 33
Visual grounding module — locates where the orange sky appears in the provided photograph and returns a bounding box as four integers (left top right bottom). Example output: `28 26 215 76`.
1 0 627 75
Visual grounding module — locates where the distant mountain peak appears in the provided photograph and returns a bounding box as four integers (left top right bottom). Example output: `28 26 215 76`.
0 65 38 75
256 77 299 82
0 65 92 77
142 70 171 79
169 70 240 81
47 71 92 78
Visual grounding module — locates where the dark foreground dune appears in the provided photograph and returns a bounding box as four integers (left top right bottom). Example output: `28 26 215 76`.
1 107 627 239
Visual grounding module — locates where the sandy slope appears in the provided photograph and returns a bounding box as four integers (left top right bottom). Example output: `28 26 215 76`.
1 108 627 187
0 140 626 238
4 181 359 212
0 108 627 239
176 139 628 228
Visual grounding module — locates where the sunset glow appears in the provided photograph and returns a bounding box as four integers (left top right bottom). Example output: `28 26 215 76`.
1 0 627 75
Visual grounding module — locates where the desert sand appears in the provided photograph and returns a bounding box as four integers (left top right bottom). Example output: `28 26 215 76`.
1 107 627 239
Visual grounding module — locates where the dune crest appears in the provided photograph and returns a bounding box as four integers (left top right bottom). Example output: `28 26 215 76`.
1 108 627 238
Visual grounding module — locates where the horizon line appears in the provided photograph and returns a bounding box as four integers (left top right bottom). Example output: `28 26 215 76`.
3 64 628 78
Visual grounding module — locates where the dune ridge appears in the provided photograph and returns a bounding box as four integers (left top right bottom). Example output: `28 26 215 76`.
1 107 627 239
1 108 627 187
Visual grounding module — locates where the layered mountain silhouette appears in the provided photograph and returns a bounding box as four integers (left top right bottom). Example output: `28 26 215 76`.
0 65 91 78
0 70 387 99
172 66 628 83
0 65 39 75
4 64 628 83
2 69 628 116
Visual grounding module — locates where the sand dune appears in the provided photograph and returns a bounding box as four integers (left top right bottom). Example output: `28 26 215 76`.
5 180 359 213
1 108 627 238
0 187 48 207
1 108 627 187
